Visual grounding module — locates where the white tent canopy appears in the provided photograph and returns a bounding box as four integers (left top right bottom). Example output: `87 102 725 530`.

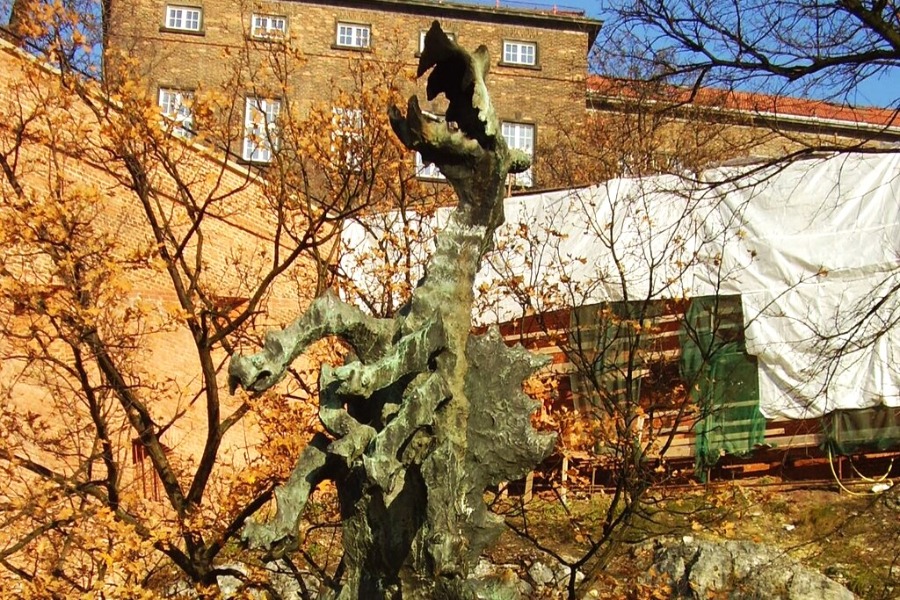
341 153 900 419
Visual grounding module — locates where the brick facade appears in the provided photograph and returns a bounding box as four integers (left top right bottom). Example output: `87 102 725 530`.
106 0 601 188
0 38 318 479
586 77 900 171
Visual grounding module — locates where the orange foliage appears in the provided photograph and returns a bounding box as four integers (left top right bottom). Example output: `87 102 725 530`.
0 8 445 597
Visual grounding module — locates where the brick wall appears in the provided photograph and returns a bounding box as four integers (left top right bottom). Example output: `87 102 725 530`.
0 39 319 480
107 0 599 188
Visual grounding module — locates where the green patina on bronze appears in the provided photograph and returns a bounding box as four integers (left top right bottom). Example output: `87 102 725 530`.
228 22 553 600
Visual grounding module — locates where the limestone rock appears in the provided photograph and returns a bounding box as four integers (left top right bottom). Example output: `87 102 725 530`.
528 561 555 586
649 538 857 600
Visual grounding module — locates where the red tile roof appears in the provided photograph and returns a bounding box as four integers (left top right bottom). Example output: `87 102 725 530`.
587 75 900 130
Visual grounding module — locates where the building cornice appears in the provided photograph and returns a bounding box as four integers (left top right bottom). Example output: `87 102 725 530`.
587 81 900 143
283 0 602 48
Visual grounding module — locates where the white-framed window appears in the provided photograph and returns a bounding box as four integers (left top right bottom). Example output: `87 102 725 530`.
158 88 194 138
336 22 370 49
243 97 281 163
251 14 287 39
415 153 445 180
165 5 202 32
502 122 534 187
332 107 365 170
502 41 537 66
418 29 455 53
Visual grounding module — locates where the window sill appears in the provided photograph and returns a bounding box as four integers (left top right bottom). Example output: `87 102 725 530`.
497 61 542 71
159 26 205 36
331 44 373 53
238 157 273 166
247 34 288 44
164 128 195 140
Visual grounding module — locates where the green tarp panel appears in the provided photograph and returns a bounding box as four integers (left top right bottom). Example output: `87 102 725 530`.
681 296 766 474
568 301 650 415
824 406 900 456
568 296 768 474
692 350 765 473
568 294 900 474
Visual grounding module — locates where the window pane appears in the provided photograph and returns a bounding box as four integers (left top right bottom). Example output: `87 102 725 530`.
415 152 445 179
185 9 199 30
167 8 182 28
332 106 365 170
252 16 265 35
158 88 194 137
501 122 534 187
244 97 280 162
166 6 201 31
503 42 515 63
420 30 455 52
521 44 535 64
337 23 370 48
338 24 351 46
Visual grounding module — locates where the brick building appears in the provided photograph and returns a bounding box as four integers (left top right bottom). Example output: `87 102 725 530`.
106 0 601 189
0 34 319 506
584 76 900 179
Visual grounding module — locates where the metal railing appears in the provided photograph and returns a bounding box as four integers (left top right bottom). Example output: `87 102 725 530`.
446 0 587 17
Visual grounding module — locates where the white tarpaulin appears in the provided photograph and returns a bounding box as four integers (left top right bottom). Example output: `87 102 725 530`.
341 152 900 419
475 176 716 322
700 154 900 418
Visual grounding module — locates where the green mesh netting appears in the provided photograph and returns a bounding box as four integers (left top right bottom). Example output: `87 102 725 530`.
824 406 900 456
681 295 766 475
568 300 661 413
568 301 656 454
568 296 767 475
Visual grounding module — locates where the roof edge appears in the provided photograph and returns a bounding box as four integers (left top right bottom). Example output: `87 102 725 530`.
586 77 900 136
287 0 602 47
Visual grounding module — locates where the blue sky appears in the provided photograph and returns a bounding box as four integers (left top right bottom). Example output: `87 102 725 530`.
846 71 900 110
559 0 899 110
2 0 896 109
